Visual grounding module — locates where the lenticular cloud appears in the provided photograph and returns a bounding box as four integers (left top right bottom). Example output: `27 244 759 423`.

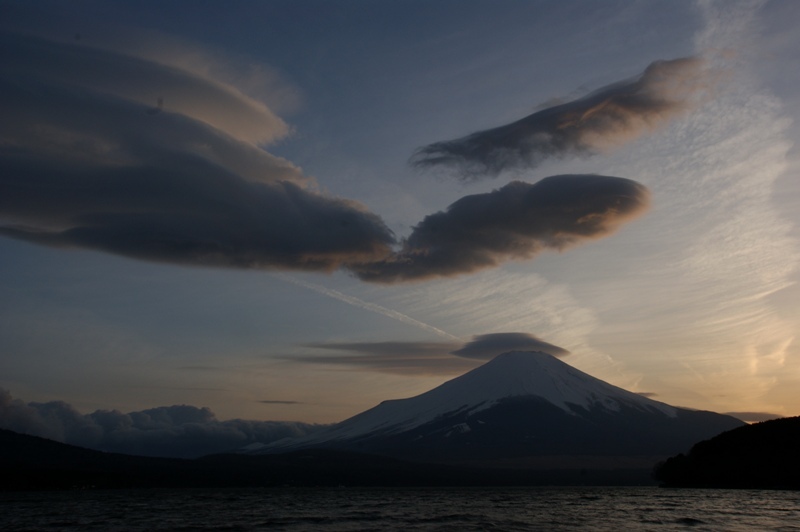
411 57 709 179
0 31 396 272
0 31 651 283
350 175 650 283
451 333 570 360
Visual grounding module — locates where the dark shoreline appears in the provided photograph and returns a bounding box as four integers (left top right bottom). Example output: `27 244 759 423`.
1 428 656 491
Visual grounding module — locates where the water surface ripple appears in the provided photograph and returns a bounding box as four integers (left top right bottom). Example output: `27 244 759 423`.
2 487 799 531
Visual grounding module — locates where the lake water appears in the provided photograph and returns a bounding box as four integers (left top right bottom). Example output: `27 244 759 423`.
2 487 799 531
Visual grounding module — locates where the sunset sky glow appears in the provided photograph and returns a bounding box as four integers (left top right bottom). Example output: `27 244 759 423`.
2 0 799 431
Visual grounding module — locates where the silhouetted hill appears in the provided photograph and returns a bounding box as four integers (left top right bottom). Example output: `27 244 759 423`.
653 416 800 489
0 428 223 490
0 429 653 490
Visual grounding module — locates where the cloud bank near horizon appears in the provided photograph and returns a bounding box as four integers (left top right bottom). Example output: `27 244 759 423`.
0 388 326 459
1 31 649 282
411 57 708 179
298 332 569 374
724 412 784 423
297 340 474 375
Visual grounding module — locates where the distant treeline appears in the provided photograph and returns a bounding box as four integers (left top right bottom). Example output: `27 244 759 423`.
653 416 800 489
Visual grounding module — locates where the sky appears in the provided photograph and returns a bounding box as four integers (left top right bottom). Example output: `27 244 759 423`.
1 0 799 455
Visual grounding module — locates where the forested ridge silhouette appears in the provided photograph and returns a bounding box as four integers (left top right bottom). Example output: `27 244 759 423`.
654 416 800 489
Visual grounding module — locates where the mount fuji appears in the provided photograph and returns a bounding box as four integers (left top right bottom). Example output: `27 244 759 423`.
256 351 744 467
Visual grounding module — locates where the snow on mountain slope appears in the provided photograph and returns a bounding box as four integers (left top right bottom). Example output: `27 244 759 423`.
264 351 676 449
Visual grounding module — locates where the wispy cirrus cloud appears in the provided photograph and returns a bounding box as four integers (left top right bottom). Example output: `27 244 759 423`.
273 273 460 338
411 57 709 179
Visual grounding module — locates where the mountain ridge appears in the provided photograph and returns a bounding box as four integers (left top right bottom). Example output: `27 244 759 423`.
258 351 744 464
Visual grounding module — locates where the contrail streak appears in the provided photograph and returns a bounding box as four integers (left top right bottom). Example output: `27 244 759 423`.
272 273 460 341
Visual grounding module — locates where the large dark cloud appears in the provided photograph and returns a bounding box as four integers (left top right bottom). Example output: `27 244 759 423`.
411 57 707 179
0 389 326 458
0 31 650 282
0 31 395 272
451 333 569 360
0 158 395 272
350 175 649 283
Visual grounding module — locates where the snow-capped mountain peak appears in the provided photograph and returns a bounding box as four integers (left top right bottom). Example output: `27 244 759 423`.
446 350 676 417
262 350 677 450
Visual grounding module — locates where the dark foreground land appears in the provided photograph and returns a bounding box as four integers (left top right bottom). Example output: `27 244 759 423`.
654 416 800 489
0 429 655 490
5 416 800 491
